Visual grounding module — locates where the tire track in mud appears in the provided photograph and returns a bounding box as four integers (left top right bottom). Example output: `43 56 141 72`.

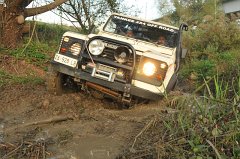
0 84 169 159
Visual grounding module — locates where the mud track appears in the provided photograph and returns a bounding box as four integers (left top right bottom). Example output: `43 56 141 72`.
0 82 174 159
0 56 184 158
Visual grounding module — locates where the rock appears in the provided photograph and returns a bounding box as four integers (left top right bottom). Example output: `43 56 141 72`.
42 99 50 109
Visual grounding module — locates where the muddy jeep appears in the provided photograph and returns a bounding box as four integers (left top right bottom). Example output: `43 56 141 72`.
48 13 188 104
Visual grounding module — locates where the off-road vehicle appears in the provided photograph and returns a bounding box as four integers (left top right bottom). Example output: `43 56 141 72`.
47 13 188 105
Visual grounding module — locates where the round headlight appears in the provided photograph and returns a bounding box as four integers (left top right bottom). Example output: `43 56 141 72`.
89 39 105 55
70 43 81 55
114 47 130 63
143 62 156 76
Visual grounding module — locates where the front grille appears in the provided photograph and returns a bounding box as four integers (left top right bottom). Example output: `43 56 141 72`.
100 44 136 67
82 40 139 68
101 47 116 61
81 39 138 83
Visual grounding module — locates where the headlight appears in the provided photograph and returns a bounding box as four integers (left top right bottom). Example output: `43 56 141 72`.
114 46 130 63
143 62 156 76
70 43 81 55
89 39 105 55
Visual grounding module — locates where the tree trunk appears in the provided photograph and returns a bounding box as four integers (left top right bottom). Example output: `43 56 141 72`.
0 7 24 48
0 0 68 48
0 5 3 45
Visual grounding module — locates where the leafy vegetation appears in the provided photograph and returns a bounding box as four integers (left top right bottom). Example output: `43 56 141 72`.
181 18 240 81
162 2 240 156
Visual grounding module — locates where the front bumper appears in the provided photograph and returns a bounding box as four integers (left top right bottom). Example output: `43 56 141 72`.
51 61 163 100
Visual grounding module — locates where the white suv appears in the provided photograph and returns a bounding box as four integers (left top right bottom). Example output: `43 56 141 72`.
48 13 188 105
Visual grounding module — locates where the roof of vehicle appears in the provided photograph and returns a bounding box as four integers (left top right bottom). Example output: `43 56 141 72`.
111 13 179 30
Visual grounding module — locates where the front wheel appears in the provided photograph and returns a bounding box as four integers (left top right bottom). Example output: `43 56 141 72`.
47 65 63 95
172 79 178 91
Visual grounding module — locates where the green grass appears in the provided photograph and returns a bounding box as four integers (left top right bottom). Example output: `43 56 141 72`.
6 41 55 69
0 70 45 87
155 74 240 158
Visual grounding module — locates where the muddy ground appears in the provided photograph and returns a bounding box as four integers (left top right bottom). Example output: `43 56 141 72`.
0 56 183 159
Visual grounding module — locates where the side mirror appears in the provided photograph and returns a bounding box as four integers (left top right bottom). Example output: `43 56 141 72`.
183 24 188 31
181 48 188 58
180 23 188 31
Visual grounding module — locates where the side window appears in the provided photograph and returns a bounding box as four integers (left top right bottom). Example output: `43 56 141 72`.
167 33 178 47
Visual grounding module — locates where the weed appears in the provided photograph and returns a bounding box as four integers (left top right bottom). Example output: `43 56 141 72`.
154 74 240 158
0 70 44 87
7 41 54 68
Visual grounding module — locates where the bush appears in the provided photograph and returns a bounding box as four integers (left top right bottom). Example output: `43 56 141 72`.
181 60 216 80
181 14 240 83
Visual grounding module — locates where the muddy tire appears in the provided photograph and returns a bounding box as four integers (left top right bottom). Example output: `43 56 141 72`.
172 79 178 90
47 65 63 95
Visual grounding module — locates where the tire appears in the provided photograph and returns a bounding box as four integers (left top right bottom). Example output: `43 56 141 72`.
172 79 178 91
47 65 63 95
166 73 178 92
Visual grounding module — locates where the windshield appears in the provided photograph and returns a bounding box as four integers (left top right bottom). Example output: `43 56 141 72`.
104 15 179 48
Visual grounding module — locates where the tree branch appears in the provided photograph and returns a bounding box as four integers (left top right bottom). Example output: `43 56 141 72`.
81 0 92 32
24 0 69 17
68 0 86 31
7 0 25 8
21 0 34 8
